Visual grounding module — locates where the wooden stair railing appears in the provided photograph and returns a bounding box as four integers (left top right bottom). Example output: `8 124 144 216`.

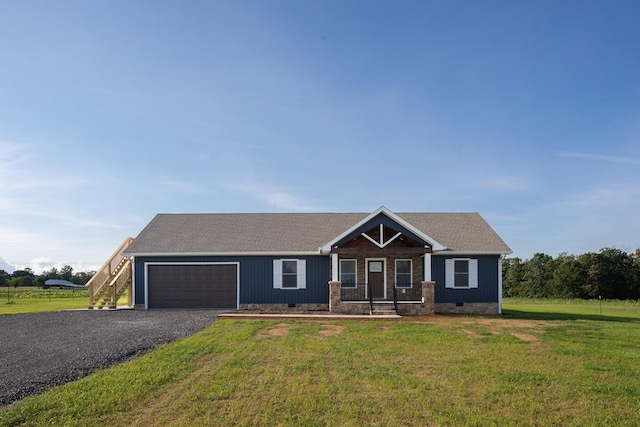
87 237 134 309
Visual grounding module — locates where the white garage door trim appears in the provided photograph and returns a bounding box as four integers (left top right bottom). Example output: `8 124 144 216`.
144 262 240 309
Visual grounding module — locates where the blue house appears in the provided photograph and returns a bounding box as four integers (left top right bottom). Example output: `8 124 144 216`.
117 207 511 315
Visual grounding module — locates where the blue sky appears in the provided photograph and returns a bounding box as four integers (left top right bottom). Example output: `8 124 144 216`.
1 1 639 273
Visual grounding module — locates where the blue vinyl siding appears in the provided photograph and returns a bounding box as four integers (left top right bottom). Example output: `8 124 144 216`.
431 255 499 303
133 255 330 307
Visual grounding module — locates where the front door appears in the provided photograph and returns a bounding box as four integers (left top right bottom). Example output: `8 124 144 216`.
368 260 385 299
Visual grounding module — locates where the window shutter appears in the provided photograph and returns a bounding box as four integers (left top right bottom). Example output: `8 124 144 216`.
297 259 306 289
445 259 454 288
469 259 478 288
273 259 283 289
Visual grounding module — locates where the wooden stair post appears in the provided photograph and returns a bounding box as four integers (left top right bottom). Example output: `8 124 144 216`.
86 238 134 309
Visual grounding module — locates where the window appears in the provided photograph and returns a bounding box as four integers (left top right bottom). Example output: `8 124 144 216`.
395 260 412 288
454 259 469 287
340 260 357 288
369 261 383 272
273 259 306 289
445 258 478 289
282 260 298 288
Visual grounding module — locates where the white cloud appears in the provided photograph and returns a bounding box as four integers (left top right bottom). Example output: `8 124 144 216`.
480 175 533 192
552 186 640 210
558 152 640 166
221 179 321 212
503 183 640 259
150 179 206 194
71 218 123 229
0 140 89 212
26 258 99 274
28 257 57 273
0 256 16 273
0 142 33 190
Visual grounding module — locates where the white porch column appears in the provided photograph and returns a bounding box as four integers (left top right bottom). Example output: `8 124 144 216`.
424 253 432 281
331 253 339 282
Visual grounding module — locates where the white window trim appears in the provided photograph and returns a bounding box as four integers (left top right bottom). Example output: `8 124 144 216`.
273 259 306 290
395 259 412 288
445 258 478 289
340 259 357 288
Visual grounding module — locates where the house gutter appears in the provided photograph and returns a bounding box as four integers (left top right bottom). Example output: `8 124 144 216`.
124 251 325 257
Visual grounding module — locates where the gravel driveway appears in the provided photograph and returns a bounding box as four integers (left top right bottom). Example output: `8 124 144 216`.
0 309 220 406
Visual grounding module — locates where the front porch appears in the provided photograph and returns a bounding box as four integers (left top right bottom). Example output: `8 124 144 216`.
325 220 437 316
329 280 435 315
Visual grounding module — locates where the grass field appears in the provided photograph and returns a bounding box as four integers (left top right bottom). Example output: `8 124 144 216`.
0 288 127 315
503 297 640 321
1 299 639 426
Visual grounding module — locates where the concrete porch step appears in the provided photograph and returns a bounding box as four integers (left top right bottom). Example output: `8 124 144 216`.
370 304 399 316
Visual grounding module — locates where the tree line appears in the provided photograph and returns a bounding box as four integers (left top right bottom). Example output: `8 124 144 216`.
3 249 639 299
503 247 640 300
0 266 95 288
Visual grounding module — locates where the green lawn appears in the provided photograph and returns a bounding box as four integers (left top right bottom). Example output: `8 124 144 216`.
1 300 639 426
0 288 129 315
503 297 640 321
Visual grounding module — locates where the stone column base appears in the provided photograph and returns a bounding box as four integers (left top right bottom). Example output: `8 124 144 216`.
435 302 499 315
329 281 341 313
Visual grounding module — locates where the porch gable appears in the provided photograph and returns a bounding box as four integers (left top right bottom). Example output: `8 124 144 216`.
321 206 445 253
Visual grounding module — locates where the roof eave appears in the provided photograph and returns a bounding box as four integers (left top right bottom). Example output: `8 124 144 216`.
432 250 513 256
124 251 325 257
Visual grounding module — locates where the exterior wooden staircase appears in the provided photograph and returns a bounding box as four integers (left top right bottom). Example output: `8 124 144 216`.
87 237 134 309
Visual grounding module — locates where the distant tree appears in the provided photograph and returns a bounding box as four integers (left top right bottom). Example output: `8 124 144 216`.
43 267 59 281
598 248 635 299
0 269 10 287
37 267 57 287
502 257 525 297
11 269 35 286
503 247 640 300
521 253 553 297
578 248 635 299
577 252 599 298
60 265 74 281
631 249 640 300
72 271 95 286
8 277 23 287
33 275 45 288
550 253 586 298
12 268 32 277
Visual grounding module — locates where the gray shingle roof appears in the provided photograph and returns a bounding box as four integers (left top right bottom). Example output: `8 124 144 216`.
123 211 511 255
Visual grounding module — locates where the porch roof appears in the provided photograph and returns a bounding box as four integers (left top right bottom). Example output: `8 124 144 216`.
123 210 511 256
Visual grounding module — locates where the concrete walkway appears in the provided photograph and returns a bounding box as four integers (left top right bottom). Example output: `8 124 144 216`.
218 312 401 319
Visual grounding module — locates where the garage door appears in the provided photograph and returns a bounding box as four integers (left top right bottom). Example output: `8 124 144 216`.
147 264 238 309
